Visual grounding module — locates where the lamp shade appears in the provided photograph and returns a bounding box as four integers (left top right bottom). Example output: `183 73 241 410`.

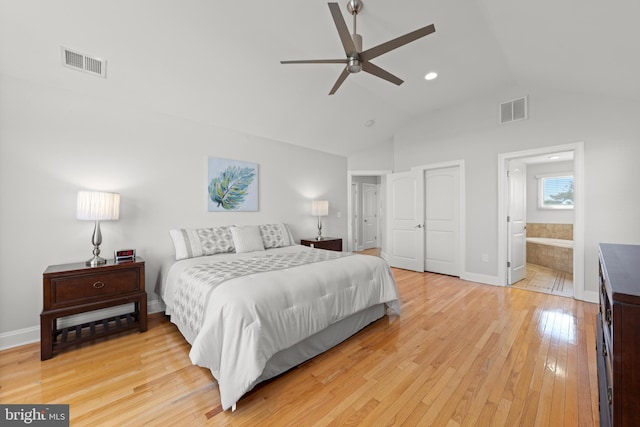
77 191 120 221
311 200 329 216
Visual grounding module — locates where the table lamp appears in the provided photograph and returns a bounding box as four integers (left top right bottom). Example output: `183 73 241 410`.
77 191 120 266
311 200 329 240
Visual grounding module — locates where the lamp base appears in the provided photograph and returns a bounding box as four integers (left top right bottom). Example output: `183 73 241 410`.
86 255 107 267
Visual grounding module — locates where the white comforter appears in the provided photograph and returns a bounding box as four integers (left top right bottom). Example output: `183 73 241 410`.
159 245 400 410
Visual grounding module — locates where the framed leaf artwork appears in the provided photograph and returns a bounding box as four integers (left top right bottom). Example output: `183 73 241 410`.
207 157 259 212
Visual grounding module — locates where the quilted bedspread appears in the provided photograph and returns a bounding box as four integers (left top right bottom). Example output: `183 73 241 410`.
160 245 400 410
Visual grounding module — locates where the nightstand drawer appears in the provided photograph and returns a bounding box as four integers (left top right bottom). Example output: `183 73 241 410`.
50 269 140 307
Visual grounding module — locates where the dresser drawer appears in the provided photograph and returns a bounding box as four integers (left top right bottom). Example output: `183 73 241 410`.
49 269 140 308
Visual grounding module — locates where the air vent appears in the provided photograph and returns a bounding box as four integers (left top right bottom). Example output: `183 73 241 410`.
61 47 107 78
499 96 527 124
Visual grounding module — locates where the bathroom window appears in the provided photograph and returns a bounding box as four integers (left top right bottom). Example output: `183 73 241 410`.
538 174 574 209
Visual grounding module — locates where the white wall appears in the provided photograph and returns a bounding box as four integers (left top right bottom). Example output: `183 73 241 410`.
347 141 394 171
0 76 347 341
526 161 574 224
357 86 640 294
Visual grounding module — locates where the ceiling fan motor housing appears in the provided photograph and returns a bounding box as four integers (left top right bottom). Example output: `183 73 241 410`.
348 56 362 73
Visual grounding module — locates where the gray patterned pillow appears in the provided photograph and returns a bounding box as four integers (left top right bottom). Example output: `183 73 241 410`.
169 227 235 260
259 223 293 249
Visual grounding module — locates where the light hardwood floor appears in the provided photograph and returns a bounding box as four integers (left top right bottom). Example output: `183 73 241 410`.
0 269 599 426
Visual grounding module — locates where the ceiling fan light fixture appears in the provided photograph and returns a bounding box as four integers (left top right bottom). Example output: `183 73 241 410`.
348 57 362 73
424 71 438 80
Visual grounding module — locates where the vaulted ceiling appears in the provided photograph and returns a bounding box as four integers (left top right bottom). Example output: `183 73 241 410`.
1 0 639 156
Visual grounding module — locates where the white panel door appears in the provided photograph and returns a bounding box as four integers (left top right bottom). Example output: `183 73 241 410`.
362 183 378 249
425 167 460 276
508 160 527 284
386 170 424 271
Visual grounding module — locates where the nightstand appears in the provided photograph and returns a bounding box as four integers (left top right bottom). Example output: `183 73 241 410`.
40 258 147 360
300 237 343 252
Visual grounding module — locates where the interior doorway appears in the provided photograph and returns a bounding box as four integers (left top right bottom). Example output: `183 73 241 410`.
498 143 584 300
347 170 391 253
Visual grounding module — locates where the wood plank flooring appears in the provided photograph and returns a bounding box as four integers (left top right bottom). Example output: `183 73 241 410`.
0 269 599 426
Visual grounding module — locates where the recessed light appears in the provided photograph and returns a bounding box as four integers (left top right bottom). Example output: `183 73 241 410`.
424 71 438 81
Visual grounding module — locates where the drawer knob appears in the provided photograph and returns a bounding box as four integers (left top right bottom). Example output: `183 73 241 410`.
92 281 105 289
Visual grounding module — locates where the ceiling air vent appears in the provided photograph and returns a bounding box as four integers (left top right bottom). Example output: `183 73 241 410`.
499 96 527 124
61 47 107 78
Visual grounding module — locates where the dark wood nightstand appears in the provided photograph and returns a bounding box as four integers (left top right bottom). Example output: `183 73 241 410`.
40 258 147 360
300 237 343 252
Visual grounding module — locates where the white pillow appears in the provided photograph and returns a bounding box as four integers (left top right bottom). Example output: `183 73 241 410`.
230 225 265 253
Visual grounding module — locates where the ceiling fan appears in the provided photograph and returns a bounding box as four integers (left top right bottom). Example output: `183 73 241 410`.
281 0 436 95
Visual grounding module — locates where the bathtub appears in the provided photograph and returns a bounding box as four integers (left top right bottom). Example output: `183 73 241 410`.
526 237 573 273
525 237 573 249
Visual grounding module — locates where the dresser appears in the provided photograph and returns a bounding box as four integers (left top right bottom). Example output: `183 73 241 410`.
300 237 342 252
40 259 147 360
597 243 640 427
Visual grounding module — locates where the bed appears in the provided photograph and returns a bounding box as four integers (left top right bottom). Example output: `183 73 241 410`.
156 224 400 411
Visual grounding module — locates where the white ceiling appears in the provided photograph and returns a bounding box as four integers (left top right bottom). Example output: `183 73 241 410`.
1 0 639 156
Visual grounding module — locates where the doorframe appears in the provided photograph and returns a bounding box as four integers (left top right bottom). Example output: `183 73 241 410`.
497 142 595 303
351 182 359 251
347 170 392 253
411 160 466 277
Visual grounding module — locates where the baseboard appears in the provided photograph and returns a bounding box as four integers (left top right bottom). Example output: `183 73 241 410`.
0 299 166 351
460 272 502 287
0 325 40 351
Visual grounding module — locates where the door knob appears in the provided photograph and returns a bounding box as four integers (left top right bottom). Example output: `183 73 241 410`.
415 224 423 228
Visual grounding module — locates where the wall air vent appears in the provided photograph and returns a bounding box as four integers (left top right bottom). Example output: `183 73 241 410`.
499 96 527 124
61 47 107 78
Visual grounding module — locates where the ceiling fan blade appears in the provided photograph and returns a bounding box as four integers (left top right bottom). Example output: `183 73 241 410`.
360 24 435 61
328 2 357 55
329 67 350 95
362 61 403 86
281 59 348 64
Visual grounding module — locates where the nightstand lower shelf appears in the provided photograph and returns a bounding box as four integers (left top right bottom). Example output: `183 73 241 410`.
51 311 143 353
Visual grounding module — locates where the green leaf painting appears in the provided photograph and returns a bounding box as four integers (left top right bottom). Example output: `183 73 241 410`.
208 158 258 211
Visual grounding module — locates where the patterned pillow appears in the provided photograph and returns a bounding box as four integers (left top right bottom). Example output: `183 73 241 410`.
169 227 235 260
259 223 293 249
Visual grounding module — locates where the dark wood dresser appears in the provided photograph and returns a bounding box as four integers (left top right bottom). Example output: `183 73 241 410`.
597 243 640 427
300 237 342 252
